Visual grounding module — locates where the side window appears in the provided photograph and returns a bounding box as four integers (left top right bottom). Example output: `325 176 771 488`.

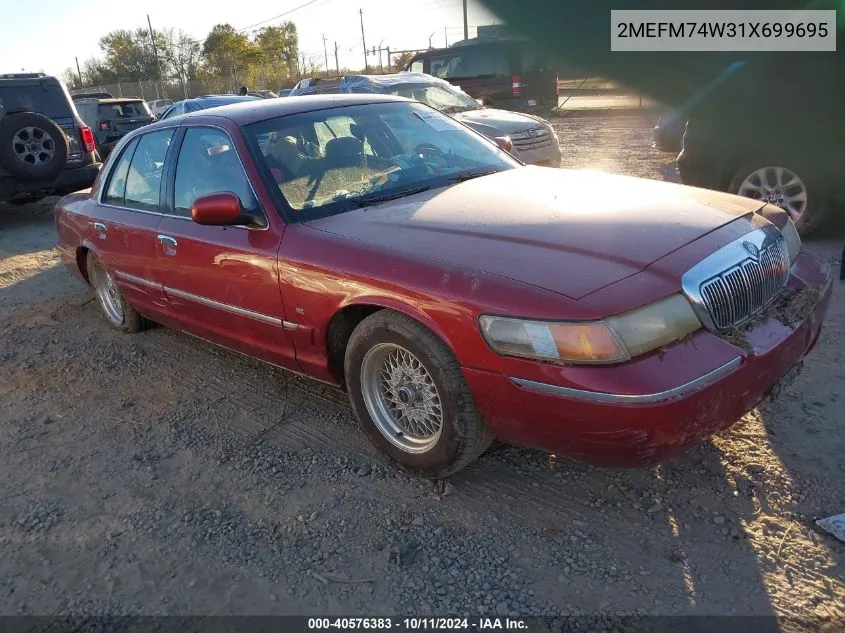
409 60 424 73
173 127 259 217
124 129 174 211
103 137 139 205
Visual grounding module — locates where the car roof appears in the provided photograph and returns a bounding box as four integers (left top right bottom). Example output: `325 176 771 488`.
81 97 145 104
177 93 410 125
191 94 260 104
294 73 456 96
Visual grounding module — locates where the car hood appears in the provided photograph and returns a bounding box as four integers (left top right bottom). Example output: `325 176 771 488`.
306 167 764 300
454 108 547 136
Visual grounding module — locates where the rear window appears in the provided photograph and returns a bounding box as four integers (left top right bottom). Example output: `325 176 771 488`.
99 102 152 119
0 83 72 119
429 47 510 79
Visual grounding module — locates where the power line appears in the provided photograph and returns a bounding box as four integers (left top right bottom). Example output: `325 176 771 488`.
237 0 321 32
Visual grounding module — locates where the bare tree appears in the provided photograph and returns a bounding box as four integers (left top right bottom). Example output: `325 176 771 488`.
161 28 202 98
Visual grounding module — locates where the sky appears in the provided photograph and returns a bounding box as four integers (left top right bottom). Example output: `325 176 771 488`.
0 0 501 80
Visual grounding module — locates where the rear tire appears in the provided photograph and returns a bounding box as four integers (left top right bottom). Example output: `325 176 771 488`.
728 157 827 236
0 112 68 181
87 252 149 333
345 311 493 478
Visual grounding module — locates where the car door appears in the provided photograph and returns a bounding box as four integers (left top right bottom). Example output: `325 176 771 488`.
154 124 300 371
94 129 176 325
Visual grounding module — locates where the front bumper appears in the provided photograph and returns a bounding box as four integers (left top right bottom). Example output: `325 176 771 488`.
653 123 682 153
514 142 562 167
677 148 723 190
464 251 832 467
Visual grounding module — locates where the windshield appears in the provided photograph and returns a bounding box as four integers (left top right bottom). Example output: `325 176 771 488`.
386 83 480 114
246 101 518 221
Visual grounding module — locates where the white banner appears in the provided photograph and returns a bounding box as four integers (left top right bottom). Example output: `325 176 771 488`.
611 10 837 51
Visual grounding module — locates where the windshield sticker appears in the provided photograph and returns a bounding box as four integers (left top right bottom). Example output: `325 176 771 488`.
414 111 460 132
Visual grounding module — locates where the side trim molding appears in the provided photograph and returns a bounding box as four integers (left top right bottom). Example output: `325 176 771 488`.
114 270 163 291
164 286 283 326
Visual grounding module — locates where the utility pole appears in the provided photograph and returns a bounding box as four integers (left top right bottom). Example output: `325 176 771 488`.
334 41 340 75
444 27 448 47
74 57 83 86
147 14 164 99
359 9 368 72
462 0 469 40
322 34 329 77
386 47 391 72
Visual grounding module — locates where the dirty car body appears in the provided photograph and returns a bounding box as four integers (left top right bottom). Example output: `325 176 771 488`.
54 94 831 475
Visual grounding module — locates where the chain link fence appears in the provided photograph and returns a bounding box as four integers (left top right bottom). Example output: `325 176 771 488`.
69 79 218 101
68 75 289 101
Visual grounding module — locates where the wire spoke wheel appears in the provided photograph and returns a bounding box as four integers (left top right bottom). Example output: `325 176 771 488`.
92 263 124 326
737 165 808 223
360 342 444 453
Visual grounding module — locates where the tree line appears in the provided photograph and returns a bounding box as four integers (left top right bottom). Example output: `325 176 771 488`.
63 22 301 95
63 22 418 95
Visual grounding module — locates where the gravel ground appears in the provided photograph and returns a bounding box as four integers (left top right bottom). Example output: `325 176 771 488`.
0 113 843 623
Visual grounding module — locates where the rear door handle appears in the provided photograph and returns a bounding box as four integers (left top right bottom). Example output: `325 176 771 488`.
157 234 178 256
92 222 107 239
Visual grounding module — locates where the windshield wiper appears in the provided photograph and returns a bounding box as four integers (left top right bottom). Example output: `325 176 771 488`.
349 185 432 209
445 168 502 184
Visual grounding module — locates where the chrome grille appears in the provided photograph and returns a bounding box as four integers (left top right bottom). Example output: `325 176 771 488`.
510 127 553 152
512 135 553 151
681 225 791 332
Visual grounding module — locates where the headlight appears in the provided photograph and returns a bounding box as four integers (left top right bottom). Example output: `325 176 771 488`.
780 218 801 264
479 295 701 365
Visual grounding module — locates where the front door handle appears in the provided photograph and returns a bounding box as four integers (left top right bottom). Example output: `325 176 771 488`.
92 222 107 239
157 234 178 256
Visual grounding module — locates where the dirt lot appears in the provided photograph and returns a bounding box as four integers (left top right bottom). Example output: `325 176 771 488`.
1 113 843 623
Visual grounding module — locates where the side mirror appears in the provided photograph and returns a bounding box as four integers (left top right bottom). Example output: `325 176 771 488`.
191 192 244 226
494 136 513 153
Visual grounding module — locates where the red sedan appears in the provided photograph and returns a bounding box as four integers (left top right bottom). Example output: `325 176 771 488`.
54 94 832 477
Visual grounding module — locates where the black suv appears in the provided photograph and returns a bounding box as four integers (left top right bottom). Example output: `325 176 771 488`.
0 73 101 205
676 56 844 236
73 97 155 157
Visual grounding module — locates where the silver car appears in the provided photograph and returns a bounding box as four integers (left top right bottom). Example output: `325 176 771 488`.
289 72 562 167
146 99 173 119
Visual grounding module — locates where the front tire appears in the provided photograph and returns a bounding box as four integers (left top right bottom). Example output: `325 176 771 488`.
345 311 493 478
87 253 149 333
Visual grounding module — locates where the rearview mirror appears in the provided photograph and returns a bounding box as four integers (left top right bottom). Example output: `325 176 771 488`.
191 192 244 226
